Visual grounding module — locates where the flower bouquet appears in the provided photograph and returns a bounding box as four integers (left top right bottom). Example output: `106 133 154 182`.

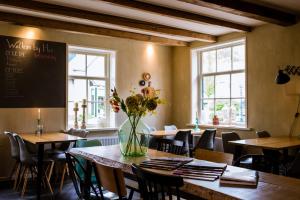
110 85 163 156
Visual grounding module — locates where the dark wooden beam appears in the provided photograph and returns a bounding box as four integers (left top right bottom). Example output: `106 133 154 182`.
178 0 297 26
0 12 188 46
97 0 251 32
0 0 215 42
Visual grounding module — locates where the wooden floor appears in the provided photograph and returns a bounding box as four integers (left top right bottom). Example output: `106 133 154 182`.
0 179 140 200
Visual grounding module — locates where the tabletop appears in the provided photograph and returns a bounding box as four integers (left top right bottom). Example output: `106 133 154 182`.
150 129 204 137
229 136 300 150
18 132 85 144
70 145 300 200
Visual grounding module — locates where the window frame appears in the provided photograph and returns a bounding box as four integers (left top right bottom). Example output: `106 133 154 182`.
197 39 247 127
67 46 113 129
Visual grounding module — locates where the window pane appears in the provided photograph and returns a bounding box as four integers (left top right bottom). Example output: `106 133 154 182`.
217 47 231 72
231 99 246 125
215 74 230 98
202 76 214 98
202 50 216 73
69 53 86 76
87 101 106 124
87 55 105 77
68 101 75 127
88 80 106 102
231 73 245 98
233 45 245 70
68 79 86 102
201 99 214 124
215 99 230 124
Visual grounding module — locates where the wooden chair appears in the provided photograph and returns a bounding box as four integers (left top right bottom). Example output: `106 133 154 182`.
190 129 216 157
164 125 177 131
286 150 300 178
65 152 99 199
15 134 54 197
195 149 233 165
174 130 192 155
157 138 185 155
92 161 136 200
132 164 184 200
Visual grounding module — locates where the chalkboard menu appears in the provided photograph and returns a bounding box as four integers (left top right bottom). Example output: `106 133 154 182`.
0 35 66 108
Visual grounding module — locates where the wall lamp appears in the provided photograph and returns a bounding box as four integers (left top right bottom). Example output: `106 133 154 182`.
275 65 300 84
275 65 300 137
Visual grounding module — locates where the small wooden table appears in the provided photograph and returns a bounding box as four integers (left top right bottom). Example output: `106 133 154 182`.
229 136 300 150
70 145 300 200
19 132 85 200
229 136 300 174
150 129 203 137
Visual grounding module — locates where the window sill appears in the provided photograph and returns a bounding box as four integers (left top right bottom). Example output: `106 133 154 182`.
86 127 119 132
186 124 252 131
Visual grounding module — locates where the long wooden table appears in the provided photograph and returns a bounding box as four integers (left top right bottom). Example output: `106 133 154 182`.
70 145 300 200
19 132 85 200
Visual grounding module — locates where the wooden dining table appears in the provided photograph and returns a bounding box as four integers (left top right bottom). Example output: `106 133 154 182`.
70 145 300 200
229 136 300 174
150 129 204 137
18 132 85 200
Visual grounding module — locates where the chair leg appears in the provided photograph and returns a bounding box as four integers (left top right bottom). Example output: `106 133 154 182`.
128 189 134 200
21 167 29 198
9 162 17 180
44 162 54 195
13 163 21 190
47 161 55 182
59 163 68 192
16 165 25 191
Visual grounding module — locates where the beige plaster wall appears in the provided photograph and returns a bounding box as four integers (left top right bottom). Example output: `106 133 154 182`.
0 22 173 178
172 23 300 138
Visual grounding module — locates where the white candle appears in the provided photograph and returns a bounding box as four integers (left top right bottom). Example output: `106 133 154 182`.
38 109 41 120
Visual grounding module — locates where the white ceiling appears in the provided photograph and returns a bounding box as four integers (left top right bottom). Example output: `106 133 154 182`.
0 0 299 43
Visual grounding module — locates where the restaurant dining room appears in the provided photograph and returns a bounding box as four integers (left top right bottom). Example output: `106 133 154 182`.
1 0 300 200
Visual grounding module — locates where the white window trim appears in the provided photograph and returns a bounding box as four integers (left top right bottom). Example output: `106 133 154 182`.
66 45 116 130
191 38 248 128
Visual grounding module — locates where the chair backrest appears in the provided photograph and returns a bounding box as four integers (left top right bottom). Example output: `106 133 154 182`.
157 138 185 155
4 131 19 160
67 128 89 138
132 164 184 200
174 130 192 154
221 132 240 154
195 129 216 150
65 152 98 199
195 149 233 165
92 162 127 199
14 135 33 164
287 150 300 178
256 130 271 138
164 125 177 131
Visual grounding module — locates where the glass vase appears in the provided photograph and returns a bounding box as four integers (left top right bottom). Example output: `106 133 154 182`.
118 117 150 157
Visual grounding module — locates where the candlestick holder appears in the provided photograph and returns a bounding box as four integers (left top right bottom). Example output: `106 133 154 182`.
73 107 79 129
36 119 43 136
81 103 87 129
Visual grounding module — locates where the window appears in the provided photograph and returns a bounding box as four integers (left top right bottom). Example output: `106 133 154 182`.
196 40 246 127
67 46 115 129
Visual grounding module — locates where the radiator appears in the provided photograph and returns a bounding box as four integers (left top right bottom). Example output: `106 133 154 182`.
99 136 119 146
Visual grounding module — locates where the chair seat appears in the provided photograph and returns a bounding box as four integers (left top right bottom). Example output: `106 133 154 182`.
239 157 252 165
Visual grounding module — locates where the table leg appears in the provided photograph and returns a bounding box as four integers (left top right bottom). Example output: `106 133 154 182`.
37 144 44 200
83 160 92 199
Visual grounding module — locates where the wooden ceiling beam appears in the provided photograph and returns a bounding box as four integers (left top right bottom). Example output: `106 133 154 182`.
0 0 215 42
0 12 188 46
98 0 251 32
178 0 297 26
